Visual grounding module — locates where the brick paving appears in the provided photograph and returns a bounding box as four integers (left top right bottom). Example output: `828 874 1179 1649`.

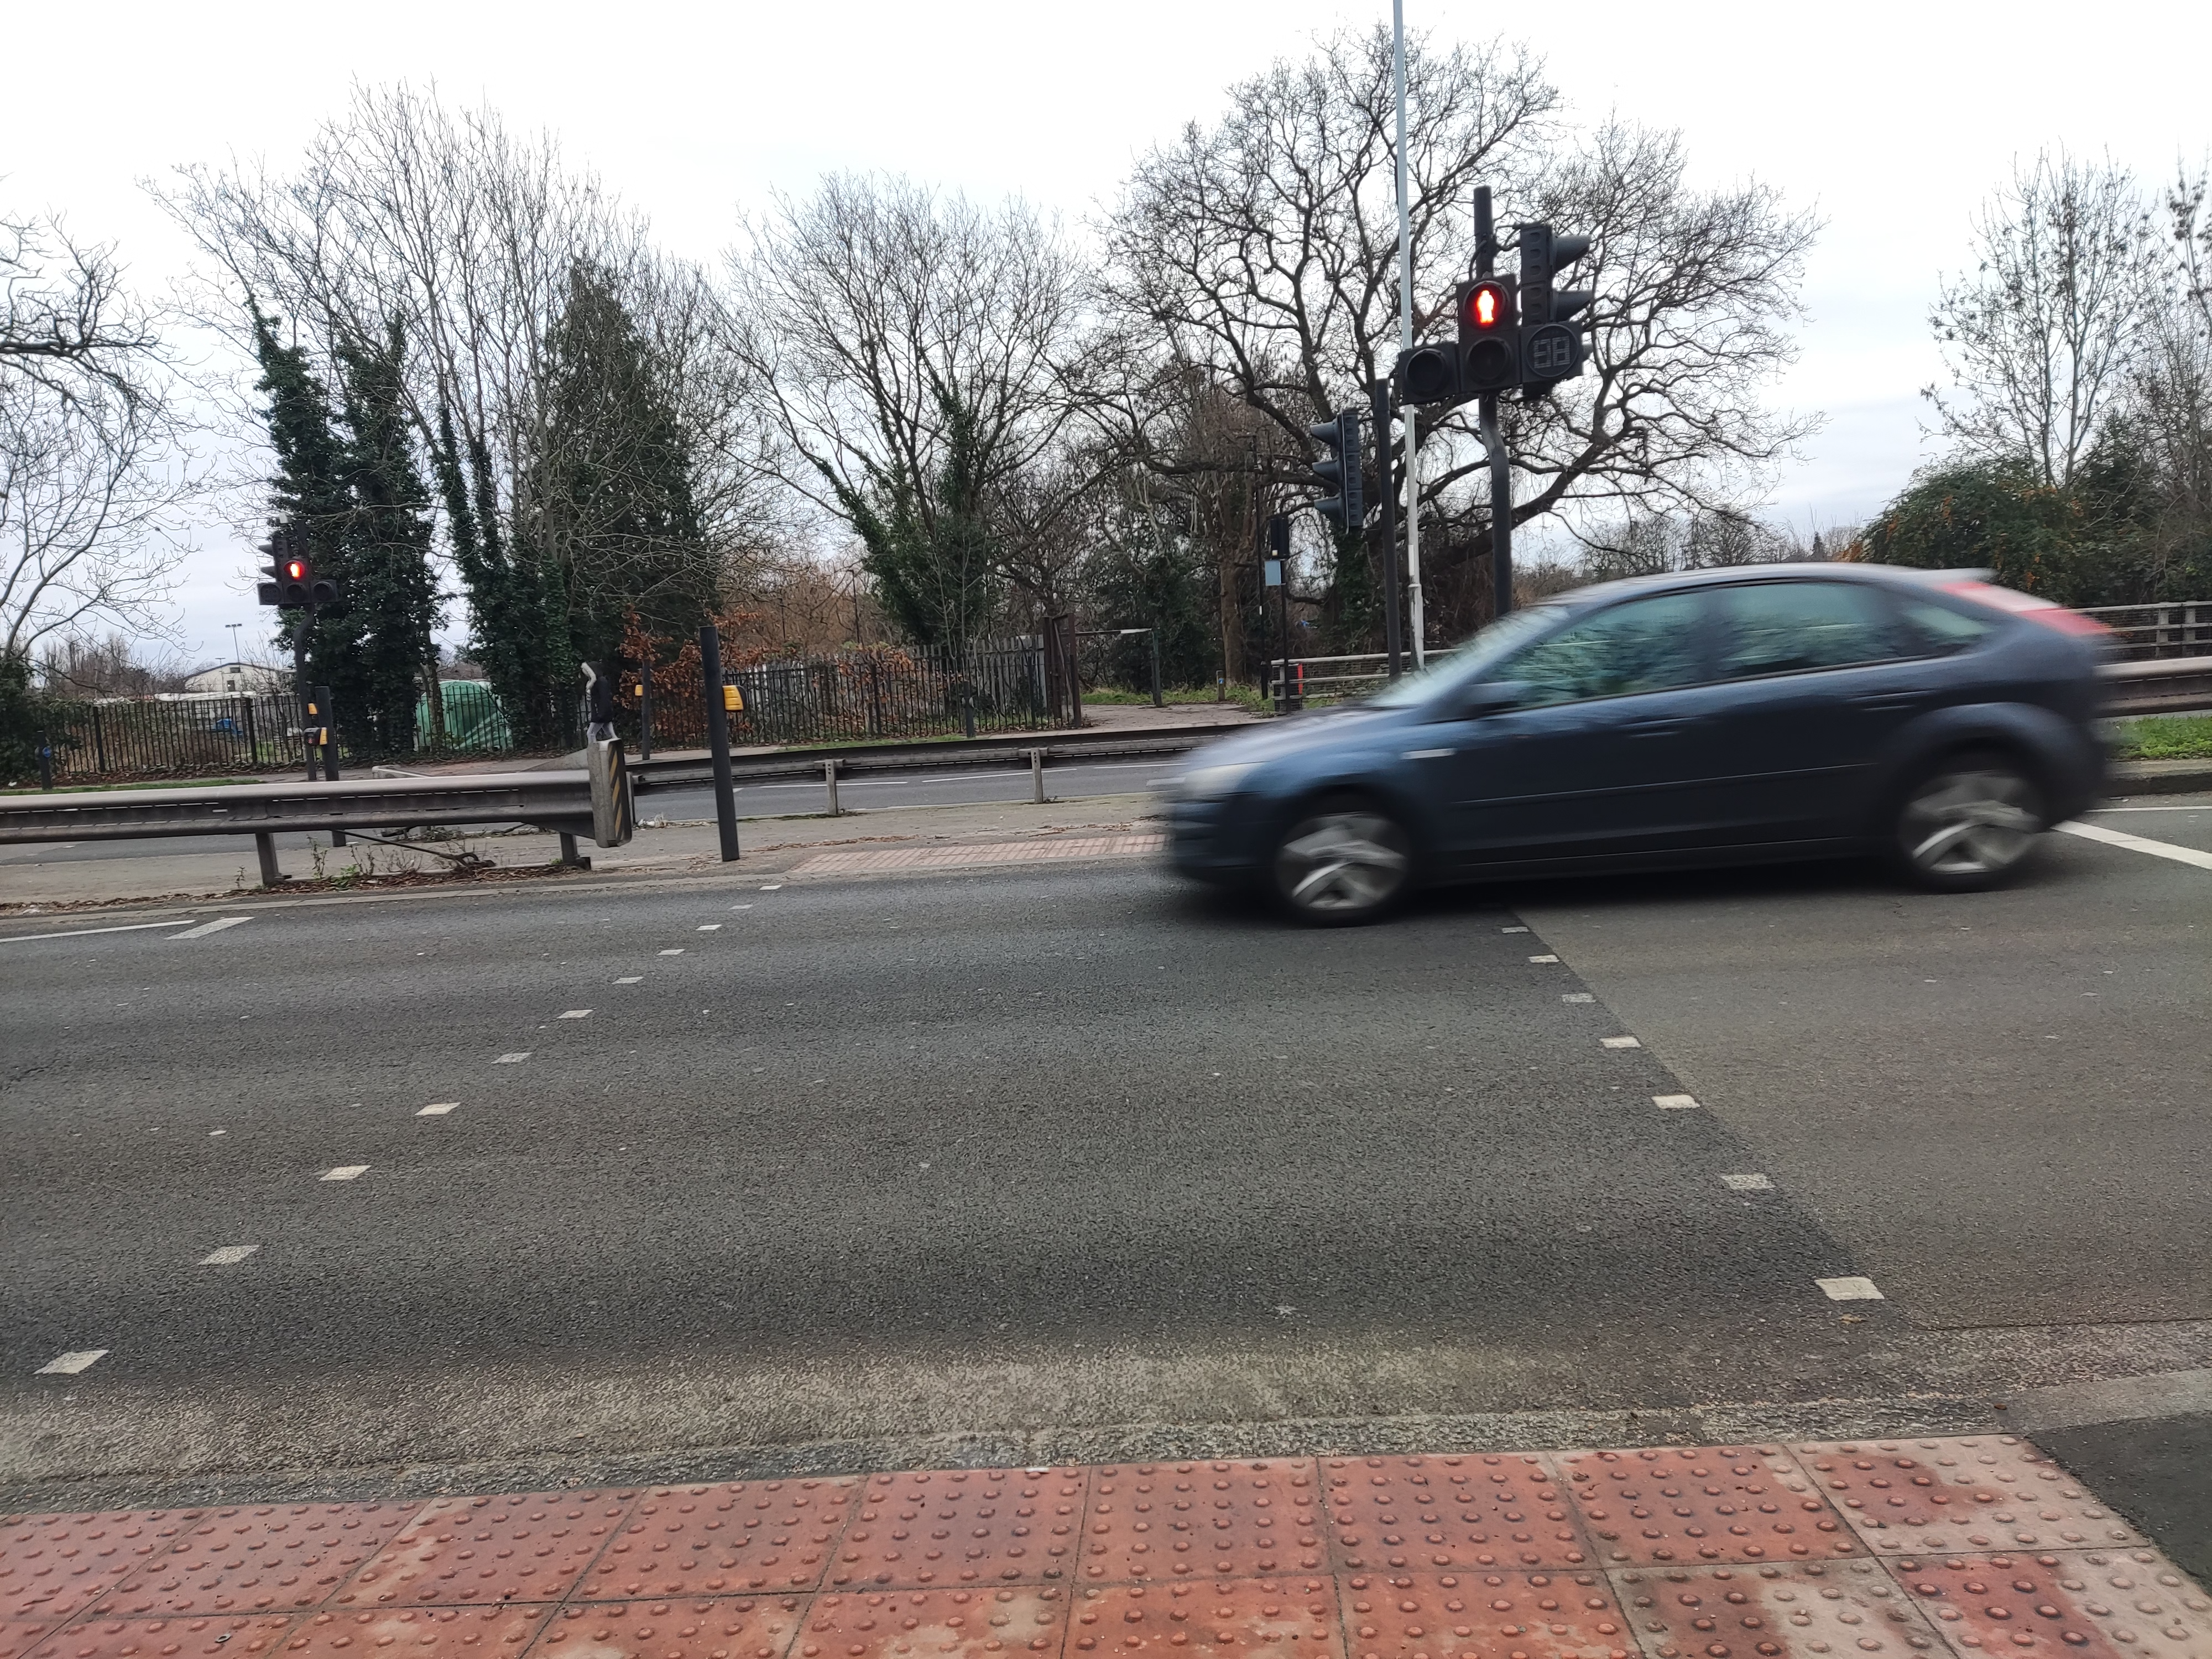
3 1441 2205 1659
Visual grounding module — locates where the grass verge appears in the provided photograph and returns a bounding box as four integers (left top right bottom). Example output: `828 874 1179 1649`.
2109 715 2212 760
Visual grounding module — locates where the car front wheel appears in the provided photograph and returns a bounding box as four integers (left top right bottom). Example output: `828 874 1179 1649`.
1890 750 2045 891
1272 797 1413 924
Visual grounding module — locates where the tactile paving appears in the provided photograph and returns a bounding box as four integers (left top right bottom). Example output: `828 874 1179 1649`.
584 1485 859 1600
3 1624 60 1659
833 1470 1086 1588
1068 1577 1340 1658
528 1595 805 1659
1556 1448 1859 1566
29 1613 297 1659
1337 1568 1632 1659
108 1507 419 1616
1322 1457 1593 1572
1793 1441 2144 1555
338 1494 637 1610
1618 1559 1940 1659
1 1512 169 1621
280 1603 555 1658
1079 1464 1325 1583
792 1587 1065 1659
1891 1550 2212 1659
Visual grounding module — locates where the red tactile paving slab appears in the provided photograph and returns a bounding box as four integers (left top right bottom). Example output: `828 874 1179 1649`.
4 1624 63 1659
1338 1568 1634 1659
528 1595 806 1659
1793 1441 2145 1556
336 1494 637 1610
1 1512 169 1622
107 1507 420 1618
28 1614 297 1659
792 1587 1065 1659
1068 1577 1340 1658
1891 1550 2212 1659
279 1603 555 1658
1079 1463 1326 1584
1616 1559 1942 1659
583 1485 860 1601
833 1470 1087 1588
1322 1457 1594 1573
1556 1448 1859 1567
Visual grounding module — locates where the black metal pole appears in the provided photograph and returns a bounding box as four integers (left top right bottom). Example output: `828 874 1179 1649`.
1372 379 1402 679
639 658 654 761
1474 184 1514 621
316 684 342 781
293 609 315 780
700 623 740 862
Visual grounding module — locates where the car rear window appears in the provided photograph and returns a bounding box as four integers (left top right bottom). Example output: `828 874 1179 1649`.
1897 596 2000 654
1716 582 1908 677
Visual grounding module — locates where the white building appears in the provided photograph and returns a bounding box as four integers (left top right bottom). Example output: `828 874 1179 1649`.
182 661 287 696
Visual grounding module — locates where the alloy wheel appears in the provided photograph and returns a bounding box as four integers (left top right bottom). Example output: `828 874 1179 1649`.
1274 809 1412 921
1897 765 2041 882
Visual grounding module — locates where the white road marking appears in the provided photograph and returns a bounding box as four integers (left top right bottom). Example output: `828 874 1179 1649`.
35 1349 107 1376
321 1165 368 1181
559 1009 592 1019
1817 1275 1885 1301
696 923 721 931
2058 820 2212 870
200 1245 259 1265
1561 993 1595 1004
730 904 752 910
494 1052 530 1063
614 976 642 984
1500 925 1529 933
1720 1173 1773 1191
169 916 253 940
1600 1035 1642 1049
2085 805 2212 811
0 919 200 945
759 884 783 891
209 1129 226 1136
1653 1093 1701 1109
417 1102 457 1116
1527 953 1559 964
659 948 684 956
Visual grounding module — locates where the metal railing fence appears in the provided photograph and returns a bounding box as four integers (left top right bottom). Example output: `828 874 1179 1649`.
2076 601 2212 660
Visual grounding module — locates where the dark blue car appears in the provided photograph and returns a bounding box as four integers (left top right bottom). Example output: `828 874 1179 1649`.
1165 564 2110 924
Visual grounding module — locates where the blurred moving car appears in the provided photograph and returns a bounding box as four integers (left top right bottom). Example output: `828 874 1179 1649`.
1165 565 2109 924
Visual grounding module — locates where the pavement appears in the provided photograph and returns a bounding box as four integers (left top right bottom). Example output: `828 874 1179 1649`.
1 1436 2205 1659
1 794 2206 1588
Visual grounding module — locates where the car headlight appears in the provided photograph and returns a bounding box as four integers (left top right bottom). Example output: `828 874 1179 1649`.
1178 761 1258 800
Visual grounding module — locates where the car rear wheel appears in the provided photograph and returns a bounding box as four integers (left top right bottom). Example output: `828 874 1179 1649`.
1272 797 1413 924
1890 750 2044 891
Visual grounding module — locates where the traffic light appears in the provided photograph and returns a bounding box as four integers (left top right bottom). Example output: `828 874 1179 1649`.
255 532 342 608
1306 409 1364 533
1458 277 1520 396
1517 224 1594 394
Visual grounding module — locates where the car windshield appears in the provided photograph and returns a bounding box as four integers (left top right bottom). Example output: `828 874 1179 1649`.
1361 603 1566 707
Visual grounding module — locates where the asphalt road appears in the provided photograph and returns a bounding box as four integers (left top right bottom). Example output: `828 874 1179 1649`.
2 798 2208 1541
0 757 1176 868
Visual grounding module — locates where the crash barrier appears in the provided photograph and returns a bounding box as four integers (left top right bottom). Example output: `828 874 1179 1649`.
0 759 632 888
625 723 1230 792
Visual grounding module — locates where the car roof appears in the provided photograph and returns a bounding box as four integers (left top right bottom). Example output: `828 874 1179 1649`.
1549 561 1969 613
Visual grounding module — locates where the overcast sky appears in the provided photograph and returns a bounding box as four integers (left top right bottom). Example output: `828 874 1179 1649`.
7 0 2208 665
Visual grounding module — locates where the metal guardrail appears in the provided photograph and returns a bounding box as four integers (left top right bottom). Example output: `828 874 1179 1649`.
628 723 1245 790
2103 655 2212 714
2078 601 2212 660
0 771 610 887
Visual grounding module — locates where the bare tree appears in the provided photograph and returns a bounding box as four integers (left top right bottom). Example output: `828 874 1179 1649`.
1 213 189 661
1926 151 2152 490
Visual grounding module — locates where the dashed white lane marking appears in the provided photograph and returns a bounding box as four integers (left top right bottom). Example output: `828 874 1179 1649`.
1501 925 1529 933
1818 1275 1885 1301
321 1165 368 1181
614 976 642 984
1653 1093 1701 1110
759 884 783 891
169 916 253 940
35 1349 107 1376
730 904 752 910
200 1244 259 1265
1528 953 1559 964
2059 820 2212 870
1600 1035 1642 1049
696 924 721 931
559 1009 591 1019
1720 1173 1774 1191
1561 993 1595 1004
659 948 684 956
1 919 200 945
417 1102 457 1116
494 1051 530 1063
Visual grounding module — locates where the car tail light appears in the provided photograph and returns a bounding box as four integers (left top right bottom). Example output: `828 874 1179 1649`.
1938 580 2111 637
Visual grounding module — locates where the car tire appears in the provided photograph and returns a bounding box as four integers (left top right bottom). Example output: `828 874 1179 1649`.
1887 748 2046 891
1271 794 1415 925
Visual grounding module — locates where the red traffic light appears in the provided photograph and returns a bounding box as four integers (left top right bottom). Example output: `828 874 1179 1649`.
1464 279 1511 331
286 559 307 580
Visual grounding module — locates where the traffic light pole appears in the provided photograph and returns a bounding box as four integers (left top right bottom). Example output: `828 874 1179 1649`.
1370 379 1403 679
700 622 741 863
1481 394 1513 619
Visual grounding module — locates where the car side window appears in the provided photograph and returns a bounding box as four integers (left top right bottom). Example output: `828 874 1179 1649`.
1716 582 1908 678
1495 592 1711 708
1897 596 1999 655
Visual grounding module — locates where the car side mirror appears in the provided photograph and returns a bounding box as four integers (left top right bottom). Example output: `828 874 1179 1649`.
1450 680 1529 719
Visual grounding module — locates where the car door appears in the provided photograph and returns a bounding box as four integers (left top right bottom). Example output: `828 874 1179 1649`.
1698 579 1934 841
1437 588 1735 864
